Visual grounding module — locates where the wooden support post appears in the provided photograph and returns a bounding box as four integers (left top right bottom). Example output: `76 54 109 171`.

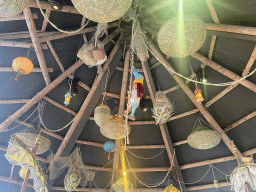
41 9 51 31
0 59 83 132
24 7 51 85
141 60 187 192
146 37 243 157
0 13 38 21
110 49 130 191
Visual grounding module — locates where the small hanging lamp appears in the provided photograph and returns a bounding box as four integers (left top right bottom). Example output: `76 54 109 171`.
194 87 204 103
12 57 34 80
64 91 72 106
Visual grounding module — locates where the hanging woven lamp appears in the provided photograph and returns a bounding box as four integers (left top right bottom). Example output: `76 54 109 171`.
187 125 221 150
163 184 180 192
112 176 134 192
100 115 131 140
71 0 132 23
94 104 111 127
12 57 34 80
152 91 175 124
14 126 51 155
157 15 206 58
0 0 30 17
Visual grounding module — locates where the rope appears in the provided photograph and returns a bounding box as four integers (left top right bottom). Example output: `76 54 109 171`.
36 0 90 34
126 148 166 160
146 43 256 87
38 101 76 133
102 68 110 103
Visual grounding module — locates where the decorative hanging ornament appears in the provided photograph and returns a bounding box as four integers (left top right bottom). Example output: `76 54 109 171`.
103 141 116 152
0 0 30 17
112 176 134 192
157 15 206 58
194 87 204 103
71 0 132 23
94 104 111 127
64 91 72 106
19 167 30 179
213 179 218 189
163 184 180 192
12 57 34 80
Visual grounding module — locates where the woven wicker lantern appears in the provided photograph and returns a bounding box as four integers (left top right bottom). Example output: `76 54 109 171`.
187 126 221 150
0 0 30 17
152 91 175 124
157 15 206 58
94 104 111 127
71 0 132 23
100 115 131 140
112 176 134 192
14 126 51 155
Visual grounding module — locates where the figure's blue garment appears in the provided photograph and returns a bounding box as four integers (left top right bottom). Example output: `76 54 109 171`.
130 103 138 118
133 68 143 79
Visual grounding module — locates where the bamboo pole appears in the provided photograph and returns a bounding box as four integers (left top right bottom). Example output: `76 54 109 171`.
24 7 51 85
41 9 51 32
0 99 30 104
0 40 48 49
0 13 38 21
0 67 53 72
0 59 83 132
242 45 256 77
142 1 173 16
0 31 60 40
146 37 243 157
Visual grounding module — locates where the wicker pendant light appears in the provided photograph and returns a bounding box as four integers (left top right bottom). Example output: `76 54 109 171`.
0 0 30 17
71 0 132 23
157 15 206 58
94 104 111 127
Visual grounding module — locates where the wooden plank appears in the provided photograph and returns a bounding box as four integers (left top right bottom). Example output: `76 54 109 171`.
0 13 38 21
0 67 53 73
146 36 243 157
24 7 51 85
141 60 187 192
0 59 83 132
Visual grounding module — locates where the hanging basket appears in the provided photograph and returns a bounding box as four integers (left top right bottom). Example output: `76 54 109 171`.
14 133 51 154
94 104 111 127
152 91 175 124
0 0 30 17
187 126 221 150
112 176 134 192
157 15 206 58
100 115 130 139
71 0 132 23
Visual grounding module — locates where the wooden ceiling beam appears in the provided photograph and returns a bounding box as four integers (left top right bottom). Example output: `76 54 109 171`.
0 59 83 132
141 60 187 192
0 13 38 21
24 7 51 85
187 182 231 191
146 37 243 157
0 40 48 49
0 67 53 73
41 9 51 32
0 31 61 40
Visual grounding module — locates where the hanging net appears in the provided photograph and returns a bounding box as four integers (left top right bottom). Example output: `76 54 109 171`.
123 8 149 61
152 91 175 124
48 147 95 190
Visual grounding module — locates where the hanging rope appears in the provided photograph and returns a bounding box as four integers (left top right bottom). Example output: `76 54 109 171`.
126 148 166 160
36 0 90 34
38 101 76 132
102 68 110 103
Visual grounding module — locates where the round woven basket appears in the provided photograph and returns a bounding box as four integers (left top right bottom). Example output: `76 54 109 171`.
100 120 130 140
0 0 30 17
157 15 206 58
71 0 132 23
94 104 111 127
14 133 51 154
187 126 221 150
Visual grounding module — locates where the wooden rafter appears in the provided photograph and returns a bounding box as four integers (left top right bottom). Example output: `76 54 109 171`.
41 9 51 32
0 67 53 73
0 13 38 21
24 7 51 85
142 1 173 16
0 40 48 49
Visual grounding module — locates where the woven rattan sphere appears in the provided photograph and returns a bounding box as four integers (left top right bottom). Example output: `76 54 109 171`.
157 15 206 58
12 57 34 75
0 0 30 17
100 120 130 140
187 126 221 150
94 104 111 127
71 0 132 23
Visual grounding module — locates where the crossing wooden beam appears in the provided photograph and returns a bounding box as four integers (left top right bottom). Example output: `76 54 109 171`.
41 9 51 32
0 67 53 73
0 13 38 21
0 40 48 49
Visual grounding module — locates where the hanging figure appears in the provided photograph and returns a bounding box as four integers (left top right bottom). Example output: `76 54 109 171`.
125 68 144 121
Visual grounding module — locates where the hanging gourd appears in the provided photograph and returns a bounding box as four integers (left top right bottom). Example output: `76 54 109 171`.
103 141 116 152
94 104 111 127
0 0 30 17
19 167 30 179
71 0 132 23
100 114 131 140
163 184 180 192
157 15 206 58
194 87 204 103
152 91 175 124
187 125 221 150
12 57 34 80
112 176 134 192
